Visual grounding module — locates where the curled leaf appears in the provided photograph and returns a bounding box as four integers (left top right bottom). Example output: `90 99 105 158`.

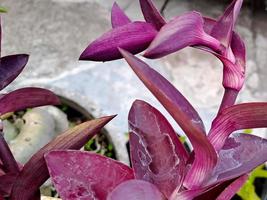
129 100 187 197
79 22 157 61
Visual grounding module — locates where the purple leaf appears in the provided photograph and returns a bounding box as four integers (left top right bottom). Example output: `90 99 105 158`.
0 54 29 90
207 134 267 185
139 0 166 30
0 173 17 197
119 49 217 189
10 116 115 200
107 180 166 200
45 150 134 200
111 2 131 28
144 12 222 59
79 22 157 61
215 174 248 200
129 100 188 197
0 133 19 174
0 87 60 115
208 103 267 151
210 0 243 47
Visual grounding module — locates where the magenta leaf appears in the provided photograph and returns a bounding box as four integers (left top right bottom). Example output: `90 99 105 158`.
144 11 222 59
210 0 243 47
107 180 166 200
79 22 157 61
139 0 166 30
10 116 114 200
207 133 267 185
0 173 17 197
45 150 134 200
215 174 248 200
111 2 131 28
119 49 217 189
129 100 188 197
0 54 29 90
208 103 267 151
0 87 60 115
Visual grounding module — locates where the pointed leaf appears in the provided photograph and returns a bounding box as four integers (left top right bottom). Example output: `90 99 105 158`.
139 0 166 30
207 134 267 185
120 49 217 189
45 150 134 200
210 0 243 47
0 87 60 115
129 100 188 197
0 54 29 90
79 22 157 61
107 180 166 200
208 103 267 151
111 2 131 28
10 116 115 200
144 11 222 59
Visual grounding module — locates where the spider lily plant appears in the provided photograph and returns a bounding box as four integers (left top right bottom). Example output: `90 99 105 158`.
43 0 267 199
0 16 115 200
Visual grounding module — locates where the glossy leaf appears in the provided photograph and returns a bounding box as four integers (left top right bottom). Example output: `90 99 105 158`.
0 54 29 90
207 134 267 185
111 2 131 28
79 22 157 61
144 12 222 59
10 116 114 200
210 0 243 47
119 49 217 189
0 87 60 115
129 100 188 197
208 103 267 151
46 150 134 200
139 0 166 30
107 180 166 200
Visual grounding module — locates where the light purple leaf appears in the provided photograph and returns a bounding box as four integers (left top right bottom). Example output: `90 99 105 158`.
207 133 267 185
107 180 166 200
10 116 115 200
0 87 60 115
144 11 222 59
79 22 157 61
210 0 243 47
215 174 248 200
208 103 267 151
119 49 217 189
111 2 131 28
0 54 29 90
139 0 166 30
45 150 134 200
129 100 188 197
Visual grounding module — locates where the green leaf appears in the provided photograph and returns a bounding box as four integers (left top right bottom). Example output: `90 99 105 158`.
0 6 8 13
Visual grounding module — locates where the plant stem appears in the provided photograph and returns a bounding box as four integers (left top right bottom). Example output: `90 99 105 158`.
218 88 238 114
160 0 170 15
0 131 19 174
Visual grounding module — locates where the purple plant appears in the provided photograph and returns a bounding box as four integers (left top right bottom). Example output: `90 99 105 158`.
0 17 115 200
43 0 267 199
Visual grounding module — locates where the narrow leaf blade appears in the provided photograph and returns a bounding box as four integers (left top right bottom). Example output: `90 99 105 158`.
10 116 115 200
107 180 166 200
0 54 29 90
111 2 131 28
0 87 60 115
45 150 134 200
129 100 188 197
79 22 157 61
120 49 217 189
139 0 166 30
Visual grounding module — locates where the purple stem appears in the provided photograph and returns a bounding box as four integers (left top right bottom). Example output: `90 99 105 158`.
218 88 239 114
0 131 19 174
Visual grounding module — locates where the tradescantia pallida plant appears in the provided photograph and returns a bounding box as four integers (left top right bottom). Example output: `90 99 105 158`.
44 0 267 199
0 16 115 200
